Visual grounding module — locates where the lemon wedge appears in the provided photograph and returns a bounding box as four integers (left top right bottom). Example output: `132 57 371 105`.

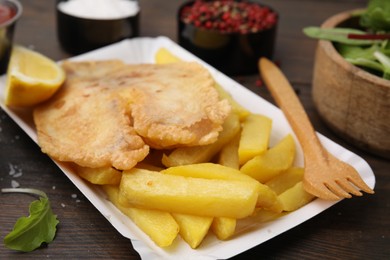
5 46 65 107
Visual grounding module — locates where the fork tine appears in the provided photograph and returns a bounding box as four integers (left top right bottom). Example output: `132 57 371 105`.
304 181 341 200
324 181 352 199
348 175 375 194
336 179 363 196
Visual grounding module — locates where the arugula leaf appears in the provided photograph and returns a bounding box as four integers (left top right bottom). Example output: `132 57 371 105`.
303 27 382 45
336 43 380 60
303 0 390 80
360 0 390 31
346 57 384 72
374 51 390 79
2 188 59 252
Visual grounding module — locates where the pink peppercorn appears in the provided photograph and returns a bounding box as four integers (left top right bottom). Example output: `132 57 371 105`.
181 0 277 34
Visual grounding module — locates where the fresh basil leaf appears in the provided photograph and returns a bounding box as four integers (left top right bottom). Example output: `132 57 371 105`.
2 188 59 252
360 0 390 32
303 27 379 45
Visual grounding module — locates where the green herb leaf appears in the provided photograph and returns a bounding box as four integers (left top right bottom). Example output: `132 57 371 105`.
360 0 390 32
346 57 384 72
303 27 380 45
374 51 390 79
2 188 59 252
337 43 379 60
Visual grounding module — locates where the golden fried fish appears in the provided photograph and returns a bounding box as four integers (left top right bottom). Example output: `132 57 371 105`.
109 62 231 148
33 60 230 169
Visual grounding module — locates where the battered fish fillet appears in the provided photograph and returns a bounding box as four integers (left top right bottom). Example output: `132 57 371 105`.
33 60 230 169
33 77 149 170
109 62 231 148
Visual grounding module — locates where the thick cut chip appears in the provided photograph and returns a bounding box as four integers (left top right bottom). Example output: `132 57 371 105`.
74 164 122 185
265 167 304 195
240 134 296 183
102 185 179 247
238 114 272 165
161 163 282 211
119 168 259 219
172 213 213 249
162 112 240 167
278 182 316 211
218 132 240 169
211 217 236 240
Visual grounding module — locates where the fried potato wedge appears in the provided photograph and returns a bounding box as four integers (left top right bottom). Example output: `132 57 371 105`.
155 47 181 64
102 185 179 247
240 134 296 183
161 163 282 212
265 167 304 195
211 217 236 240
119 168 259 219
278 182 316 211
238 114 272 165
213 83 250 121
218 131 240 169
162 112 240 167
172 213 213 249
74 164 122 185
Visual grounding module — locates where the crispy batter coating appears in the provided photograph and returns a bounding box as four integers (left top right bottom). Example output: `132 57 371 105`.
110 62 231 148
33 60 230 169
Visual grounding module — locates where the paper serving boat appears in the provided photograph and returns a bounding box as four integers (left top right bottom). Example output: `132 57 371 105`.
0 36 376 260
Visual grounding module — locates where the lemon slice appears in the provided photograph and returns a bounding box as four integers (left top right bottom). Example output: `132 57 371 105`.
4 46 65 107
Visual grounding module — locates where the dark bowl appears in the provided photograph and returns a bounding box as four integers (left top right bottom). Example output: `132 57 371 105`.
56 0 140 55
177 0 278 76
0 0 22 74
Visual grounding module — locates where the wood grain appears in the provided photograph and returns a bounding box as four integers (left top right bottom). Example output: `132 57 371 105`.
1 0 388 259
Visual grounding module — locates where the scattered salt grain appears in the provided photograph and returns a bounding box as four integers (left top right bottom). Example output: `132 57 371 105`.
76 199 81 203
61 203 66 208
13 171 23 178
8 163 15 176
14 135 20 140
8 163 23 178
52 186 56 190
11 180 20 188
71 194 77 199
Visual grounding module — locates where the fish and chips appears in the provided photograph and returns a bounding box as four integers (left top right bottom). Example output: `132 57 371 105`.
30 51 314 249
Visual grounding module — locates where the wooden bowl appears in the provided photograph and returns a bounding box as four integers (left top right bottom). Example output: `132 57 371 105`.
312 9 390 159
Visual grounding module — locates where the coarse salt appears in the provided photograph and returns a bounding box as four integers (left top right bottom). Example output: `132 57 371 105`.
58 0 139 20
8 163 23 177
8 163 15 176
11 180 20 188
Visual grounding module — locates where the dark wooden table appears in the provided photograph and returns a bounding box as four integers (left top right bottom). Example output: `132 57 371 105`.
1 0 388 259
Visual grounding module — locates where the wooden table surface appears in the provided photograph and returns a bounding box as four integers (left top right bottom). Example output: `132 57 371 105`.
1 0 388 259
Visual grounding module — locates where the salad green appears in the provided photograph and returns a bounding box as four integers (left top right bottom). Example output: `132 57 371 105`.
303 0 390 80
2 188 59 252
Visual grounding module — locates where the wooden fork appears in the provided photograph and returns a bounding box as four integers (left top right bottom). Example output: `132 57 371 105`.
259 58 374 200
